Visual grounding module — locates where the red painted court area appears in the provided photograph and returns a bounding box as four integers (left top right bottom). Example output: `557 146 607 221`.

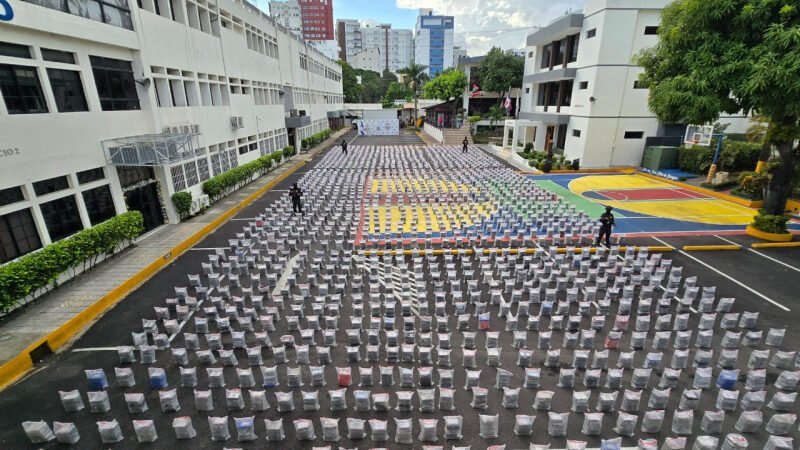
596 187 712 201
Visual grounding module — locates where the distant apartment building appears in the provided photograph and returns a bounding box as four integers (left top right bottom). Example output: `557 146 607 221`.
337 19 413 73
270 0 337 58
350 47 383 73
508 0 748 167
414 8 454 77
453 46 468 68
0 0 343 263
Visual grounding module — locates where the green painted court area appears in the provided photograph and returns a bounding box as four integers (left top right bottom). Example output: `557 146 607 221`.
532 180 615 217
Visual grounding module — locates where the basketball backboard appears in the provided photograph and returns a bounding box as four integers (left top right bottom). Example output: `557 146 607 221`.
684 124 714 146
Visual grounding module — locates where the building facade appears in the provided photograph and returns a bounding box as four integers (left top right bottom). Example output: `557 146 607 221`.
414 8 454 77
269 0 302 36
337 19 413 73
510 0 748 168
0 0 343 264
349 47 383 74
453 46 467 68
270 0 337 59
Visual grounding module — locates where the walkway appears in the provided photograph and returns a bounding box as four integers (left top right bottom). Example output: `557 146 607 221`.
0 129 351 367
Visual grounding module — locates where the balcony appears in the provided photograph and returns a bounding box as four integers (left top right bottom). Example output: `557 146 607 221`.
103 132 199 166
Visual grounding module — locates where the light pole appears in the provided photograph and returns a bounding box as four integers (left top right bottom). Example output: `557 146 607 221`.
705 133 725 184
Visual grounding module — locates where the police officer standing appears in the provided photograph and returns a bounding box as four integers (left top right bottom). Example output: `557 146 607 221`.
341 139 348 155
462 137 468 153
596 206 615 247
289 183 304 216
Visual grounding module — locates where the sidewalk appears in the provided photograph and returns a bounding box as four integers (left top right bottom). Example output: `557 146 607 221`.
0 128 350 367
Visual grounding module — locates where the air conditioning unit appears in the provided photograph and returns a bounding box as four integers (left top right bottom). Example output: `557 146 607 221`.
180 124 192 134
163 125 182 134
191 124 201 134
289 109 299 117
230 116 244 129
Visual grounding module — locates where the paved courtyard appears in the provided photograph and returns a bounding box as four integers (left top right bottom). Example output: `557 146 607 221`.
2 140 800 449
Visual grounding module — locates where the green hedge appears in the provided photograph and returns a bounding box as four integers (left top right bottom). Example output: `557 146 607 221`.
678 140 761 174
0 211 144 312
752 210 789 234
301 129 333 151
171 191 192 218
202 148 292 202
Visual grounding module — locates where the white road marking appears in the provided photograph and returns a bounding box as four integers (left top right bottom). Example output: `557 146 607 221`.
653 237 791 312
273 253 301 298
715 235 800 273
189 247 230 251
72 347 118 352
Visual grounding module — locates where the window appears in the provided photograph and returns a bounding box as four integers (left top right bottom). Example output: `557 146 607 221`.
0 64 48 114
569 34 579 62
20 0 133 29
528 51 533 58
77 167 105 184
82 185 116 225
644 26 659 35
47 69 89 112
624 131 644 139
633 79 649 89
586 28 596 39
0 186 25 207
0 42 31 59
579 81 588 90
525 87 530 94
536 84 546 106
0 209 42 263
40 195 83 241
540 44 552 69
572 129 581 138
90 56 140 111
41 49 77 64
33 176 69 196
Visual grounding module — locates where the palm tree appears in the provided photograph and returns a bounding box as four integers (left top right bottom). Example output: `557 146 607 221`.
398 62 428 129
483 105 505 129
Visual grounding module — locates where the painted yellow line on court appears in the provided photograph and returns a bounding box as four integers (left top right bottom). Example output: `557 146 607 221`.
0 160 306 392
682 245 741 251
751 241 800 248
360 245 673 257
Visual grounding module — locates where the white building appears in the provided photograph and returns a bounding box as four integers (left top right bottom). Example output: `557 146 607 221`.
414 8 454 77
453 46 467 68
507 0 748 168
269 0 303 36
350 47 383 74
0 0 343 264
337 19 414 73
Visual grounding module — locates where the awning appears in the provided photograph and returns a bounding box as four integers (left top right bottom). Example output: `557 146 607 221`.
103 131 199 166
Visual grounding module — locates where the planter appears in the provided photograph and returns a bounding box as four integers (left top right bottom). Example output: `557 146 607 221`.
745 225 793 242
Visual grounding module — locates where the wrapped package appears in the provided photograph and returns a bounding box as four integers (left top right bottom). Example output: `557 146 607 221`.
22 421 55 444
471 387 488 409
767 391 796 411
321 417 340 442
621 389 641 412
264 419 285 442
133 419 158 443
419 388 436 412
438 369 454 389
369 419 388 442
53 421 79 444
502 387 520 409
464 369 481 390
275 391 295 412
225 388 243 411
582 412 603 436
548 412 568 437
480 414 500 439
716 389 739 411
329 388 347 411
571 391 590 412
700 410 724 434
514 415 534 436
597 391 618 412
394 418 413 444
662 437 687 449
602 437 622 449
614 412 637 437
249 390 269 411
733 411 762 433
745 369 766 391
694 367 712 390
444 415 463 439
525 368 541 389
775 370 800 390
88 390 111 413
534 390 554 410
97 420 123 444
353 390 370 411
641 410 664 433
763 436 793 450
125 392 148 413
740 390 765 410
495 369 513 389
59 390 85 412
606 369 623 389
439 388 455 410
85 369 109 390
372 393 390 411
765 413 795 435
294 419 316 441
692 436 719 450
347 418 366 440
418 419 438 442
302 390 320 411
207 417 230 443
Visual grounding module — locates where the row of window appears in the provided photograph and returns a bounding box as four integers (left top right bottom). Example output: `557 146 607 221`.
533 77 648 108
0 184 116 263
245 26 280 59
0 43 139 114
22 0 133 30
1 167 106 211
540 33 580 70
299 54 341 82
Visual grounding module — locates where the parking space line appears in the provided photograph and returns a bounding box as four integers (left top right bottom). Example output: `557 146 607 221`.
715 235 800 273
653 237 791 312
188 247 229 251
71 347 118 352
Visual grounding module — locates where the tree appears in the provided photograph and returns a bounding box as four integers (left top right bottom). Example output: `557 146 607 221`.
483 105 506 129
636 0 800 223
398 62 429 129
422 69 468 125
475 47 524 106
383 82 411 107
337 60 361 103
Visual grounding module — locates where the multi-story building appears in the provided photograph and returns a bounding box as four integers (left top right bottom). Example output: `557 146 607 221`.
414 8 454 77
337 19 413 73
0 0 343 264
270 0 337 59
350 47 383 74
453 46 467 68
508 0 748 167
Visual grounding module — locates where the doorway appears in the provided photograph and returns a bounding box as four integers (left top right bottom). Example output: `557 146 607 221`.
124 183 164 232
545 125 555 152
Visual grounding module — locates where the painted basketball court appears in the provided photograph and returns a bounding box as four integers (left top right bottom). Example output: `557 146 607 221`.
530 172 800 237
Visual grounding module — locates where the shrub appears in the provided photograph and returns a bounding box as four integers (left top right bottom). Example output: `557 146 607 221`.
528 159 537 167
202 154 276 202
751 210 789 234
737 171 768 199
282 145 295 158
0 211 144 312
524 143 534 152
467 115 482 124
678 140 762 174
171 191 193 219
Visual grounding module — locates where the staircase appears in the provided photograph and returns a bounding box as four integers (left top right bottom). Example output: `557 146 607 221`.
442 123 473 145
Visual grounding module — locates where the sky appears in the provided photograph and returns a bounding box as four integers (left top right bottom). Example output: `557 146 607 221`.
333 0 585 55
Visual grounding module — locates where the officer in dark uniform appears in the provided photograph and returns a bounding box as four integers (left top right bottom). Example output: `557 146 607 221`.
596 206 615 247
462 137 468 153
289 183 304 216
341 139 348 155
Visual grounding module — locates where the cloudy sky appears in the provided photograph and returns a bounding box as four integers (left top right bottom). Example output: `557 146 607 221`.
333 0 585 55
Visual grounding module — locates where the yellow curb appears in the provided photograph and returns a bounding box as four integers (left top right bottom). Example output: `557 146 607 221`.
682 245 741 251
751 242 800 248
745 225 794 242
522 167 636 175
360 245 673 257
637 171 763 208
0 160 306 392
